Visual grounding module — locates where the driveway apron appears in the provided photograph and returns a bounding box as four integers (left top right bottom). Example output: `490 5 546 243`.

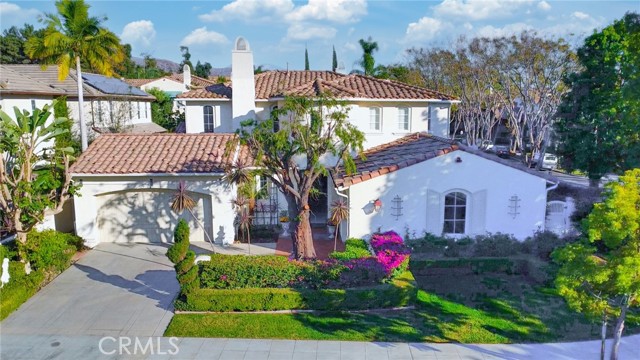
0 243 179 337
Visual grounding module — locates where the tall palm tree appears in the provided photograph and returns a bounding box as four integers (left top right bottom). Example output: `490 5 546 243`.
358 37 379 76
25 0 124 151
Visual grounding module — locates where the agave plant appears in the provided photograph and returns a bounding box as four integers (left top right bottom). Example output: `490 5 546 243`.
170 180 215 252
329 199 349 251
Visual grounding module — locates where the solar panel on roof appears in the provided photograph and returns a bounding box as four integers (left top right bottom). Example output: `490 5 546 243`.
82 73 150 97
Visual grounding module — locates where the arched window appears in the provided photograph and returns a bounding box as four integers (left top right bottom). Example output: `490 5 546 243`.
271 105 279 132
203 105 214 133
443 192 466 234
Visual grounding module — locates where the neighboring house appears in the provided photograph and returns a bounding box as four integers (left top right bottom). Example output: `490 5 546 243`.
176 37 458 149
70 133 249 246
331 132 558 241
125 69 216 98
0 64 163 134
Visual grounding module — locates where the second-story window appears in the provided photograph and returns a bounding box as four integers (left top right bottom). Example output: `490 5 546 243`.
203 105 214 133
398 107 409 131
369 107 381 131
271 105 280 132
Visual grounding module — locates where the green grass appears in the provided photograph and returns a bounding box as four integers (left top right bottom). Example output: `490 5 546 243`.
166 270 640 343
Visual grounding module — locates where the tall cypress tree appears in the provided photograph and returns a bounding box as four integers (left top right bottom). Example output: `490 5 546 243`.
304 46 310 70
332 46 338 72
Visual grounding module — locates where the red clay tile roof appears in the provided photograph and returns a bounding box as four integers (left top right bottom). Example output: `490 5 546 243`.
333 132 557 187
124 78 155 87
70 133 250 175
176 70 457 101
334 133 458 188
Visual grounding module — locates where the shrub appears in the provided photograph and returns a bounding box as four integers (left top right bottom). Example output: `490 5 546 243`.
200 254 302 289
177 274 416 312
522 231 575 260
370 231 411 277
167 219 197 294
472 233 521 257
176 250 196 275
22 230 78 273
329 238 371 260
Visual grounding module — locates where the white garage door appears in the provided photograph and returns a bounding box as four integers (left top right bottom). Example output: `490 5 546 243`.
96 190 209 243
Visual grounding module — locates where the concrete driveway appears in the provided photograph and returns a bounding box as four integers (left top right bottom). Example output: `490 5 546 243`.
0 242 179 337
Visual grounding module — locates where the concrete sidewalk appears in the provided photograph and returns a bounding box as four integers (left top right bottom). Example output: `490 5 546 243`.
1 334 638 359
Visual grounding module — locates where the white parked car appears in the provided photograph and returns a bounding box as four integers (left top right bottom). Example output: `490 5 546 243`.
531 153 558 170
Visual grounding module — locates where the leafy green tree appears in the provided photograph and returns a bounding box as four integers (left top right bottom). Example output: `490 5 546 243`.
0 102 78 261
231 95 365 259
332 45 338 72
146 87 182 132
179 46 193 73
358 37 379 76
305 47 310 70
375 63 424 86
25 0 124 152
555 13 640 186
554 169 640 360
194 60 212 78
52 96 80 155
0 24 44 64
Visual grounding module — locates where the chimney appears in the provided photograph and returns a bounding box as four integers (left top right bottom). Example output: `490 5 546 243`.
231 36 256 127
183 64 191 89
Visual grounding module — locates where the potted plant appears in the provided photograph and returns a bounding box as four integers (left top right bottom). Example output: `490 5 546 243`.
279 210 290 234
329 199 349 251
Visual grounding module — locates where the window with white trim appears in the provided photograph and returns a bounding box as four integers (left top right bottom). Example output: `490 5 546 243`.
271 105 279 132
203 105 214 133
369 107 381 131
443 192 467 234
398 107 409 131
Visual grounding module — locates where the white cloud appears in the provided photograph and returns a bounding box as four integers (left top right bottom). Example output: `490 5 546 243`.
120 20 156 49
433 0 535 21
285 0 367 24
572 11 590 20
0 2 41 28
476 22 533 38
199 0 294 22
181 27 229 47
537 1 551 11
405 17 448 42
286 23 337 40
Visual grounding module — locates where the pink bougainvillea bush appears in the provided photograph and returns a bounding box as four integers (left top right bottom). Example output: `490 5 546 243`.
370 231 411 277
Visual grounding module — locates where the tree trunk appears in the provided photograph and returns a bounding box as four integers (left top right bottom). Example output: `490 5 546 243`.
610 302 628 360
294 209 315 259
76 57 88 152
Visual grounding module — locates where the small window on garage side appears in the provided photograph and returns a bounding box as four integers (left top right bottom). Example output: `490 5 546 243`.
203 105 215 133
443 192 466 234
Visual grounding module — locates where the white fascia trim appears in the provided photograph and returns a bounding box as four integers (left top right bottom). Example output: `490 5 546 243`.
180 98 230 102
267 96 459 104
72 172 224 178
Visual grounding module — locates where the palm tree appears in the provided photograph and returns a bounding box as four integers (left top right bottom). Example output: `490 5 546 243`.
358 37 379 76
329 199 349 251
171 181 215 252
25 0 124 151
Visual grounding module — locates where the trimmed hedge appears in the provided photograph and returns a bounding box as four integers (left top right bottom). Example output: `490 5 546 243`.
167 219 198 293
329 238 371 260
176 271 417 312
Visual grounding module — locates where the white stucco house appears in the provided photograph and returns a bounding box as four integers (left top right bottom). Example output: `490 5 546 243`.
0 64 164 134
125 69 216 98
65 37 558 247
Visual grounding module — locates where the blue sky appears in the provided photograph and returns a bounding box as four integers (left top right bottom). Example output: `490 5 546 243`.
1 1 637 72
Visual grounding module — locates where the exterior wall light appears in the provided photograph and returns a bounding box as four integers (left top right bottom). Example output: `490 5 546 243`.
456 157 463 163
373 199 382 212
149 178 154 187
